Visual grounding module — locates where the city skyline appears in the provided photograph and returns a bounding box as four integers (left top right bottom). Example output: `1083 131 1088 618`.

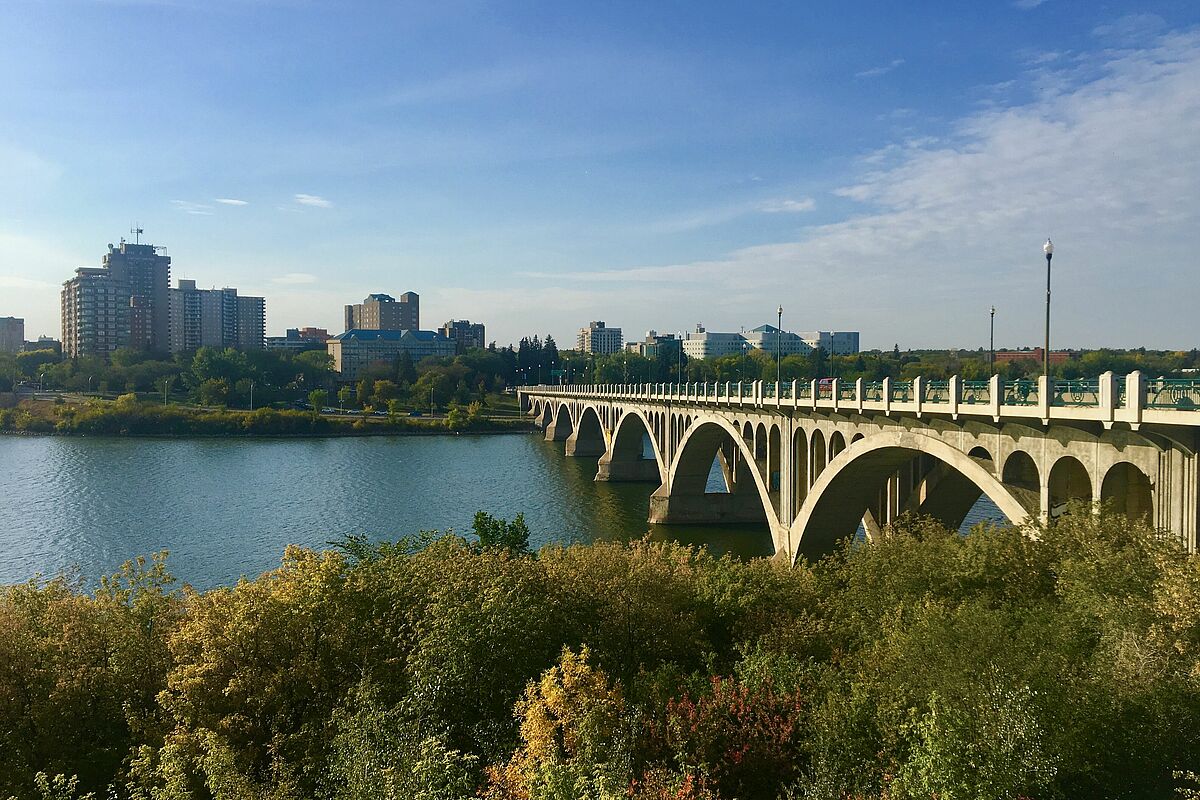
2 2 1199 350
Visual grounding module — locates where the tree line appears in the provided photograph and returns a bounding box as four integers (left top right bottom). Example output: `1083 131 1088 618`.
1 509 1198 799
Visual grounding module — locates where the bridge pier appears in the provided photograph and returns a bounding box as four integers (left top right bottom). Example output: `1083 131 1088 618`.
544 420 570 441
595 452 661 482
564 430 606 457
647 485 767 525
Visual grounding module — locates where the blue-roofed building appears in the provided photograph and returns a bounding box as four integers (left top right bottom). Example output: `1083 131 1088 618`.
327 328 454 380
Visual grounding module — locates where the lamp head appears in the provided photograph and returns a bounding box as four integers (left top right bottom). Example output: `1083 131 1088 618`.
1043 238 1054 256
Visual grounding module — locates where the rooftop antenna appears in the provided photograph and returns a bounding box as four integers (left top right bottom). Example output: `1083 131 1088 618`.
131 225 144 244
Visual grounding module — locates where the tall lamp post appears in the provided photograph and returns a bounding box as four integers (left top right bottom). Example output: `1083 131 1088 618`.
1043 238 1054 378
989 305 996 373
776 304 783 388
677 332 683 385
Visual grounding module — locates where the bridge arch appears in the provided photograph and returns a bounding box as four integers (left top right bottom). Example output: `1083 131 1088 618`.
1100 461 1153 521
566 405 607 457
1048 455 1092 517
597 408 667 483
650 418 776 529
791 431 1031 562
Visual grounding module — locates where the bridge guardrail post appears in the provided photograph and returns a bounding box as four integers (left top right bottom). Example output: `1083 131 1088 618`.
792 379 799 410
882 377 891 416
1038 375 1050 424
989 374 1001 421
855 377 864 413
831 378 840 412
1127 371 1146 428
809 379 818 410
913 376 923 418
949 375 960 419
754 380 762 407
1099 371 1116 428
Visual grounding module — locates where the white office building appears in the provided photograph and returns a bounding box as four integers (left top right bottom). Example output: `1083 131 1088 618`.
577 321 623 354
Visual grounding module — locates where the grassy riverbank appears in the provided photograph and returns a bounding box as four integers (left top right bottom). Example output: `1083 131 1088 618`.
0 396 533 437
1 509 1198 799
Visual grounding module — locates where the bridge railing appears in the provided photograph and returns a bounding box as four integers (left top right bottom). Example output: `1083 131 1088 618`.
523 371 1199 426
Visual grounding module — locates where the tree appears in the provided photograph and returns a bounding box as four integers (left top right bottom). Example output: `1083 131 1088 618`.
472 511 531 553
372 380 400 408
308 389 328 417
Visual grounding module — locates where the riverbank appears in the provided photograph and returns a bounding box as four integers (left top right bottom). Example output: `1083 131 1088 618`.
0 397 535 437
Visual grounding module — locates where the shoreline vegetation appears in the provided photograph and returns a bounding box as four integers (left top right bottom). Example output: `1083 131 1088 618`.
0 396 534 438
1 509 1198 799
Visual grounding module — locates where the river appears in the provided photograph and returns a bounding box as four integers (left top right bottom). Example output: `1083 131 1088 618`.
0 432 1004 589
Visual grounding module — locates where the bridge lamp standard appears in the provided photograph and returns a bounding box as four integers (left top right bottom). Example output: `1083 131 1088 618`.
989 305 996 373
776 305 783 389
1043 238 1054 379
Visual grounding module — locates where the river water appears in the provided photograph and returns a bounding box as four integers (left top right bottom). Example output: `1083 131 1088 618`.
0 433 1003 589
0 433 777 589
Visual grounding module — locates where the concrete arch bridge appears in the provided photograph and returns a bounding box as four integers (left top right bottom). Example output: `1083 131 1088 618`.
519 374 1200 563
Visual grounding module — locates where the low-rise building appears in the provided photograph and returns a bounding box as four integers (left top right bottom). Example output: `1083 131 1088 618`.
265 327 331 352
993 348 1073 366
344 292 419 331
439 320 486 354
798 331 860 355
626 330 680 359
24 336 61 354
327 329 455 381
681 326 747 359
742 324 814 357
577 321 623 354
0 317 23 353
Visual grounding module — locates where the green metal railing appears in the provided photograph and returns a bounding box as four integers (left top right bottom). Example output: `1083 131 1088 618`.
839 384 857 401
961 380 990 405
862 381 885 402
1003 380 1038 406
796 383 812 399
923 380 950 403
1050 379 1099 407
1147 379 1200 410
891 381 913 403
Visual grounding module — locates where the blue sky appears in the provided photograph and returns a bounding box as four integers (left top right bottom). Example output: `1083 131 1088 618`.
2 0 1199 349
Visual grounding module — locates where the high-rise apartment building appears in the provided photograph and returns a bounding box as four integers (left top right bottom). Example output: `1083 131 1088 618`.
61 238 172 358
438 320 486 354
344 292 419 332
168 280 265 352
577 321 623 355
62 267 131 357
102 241 171 352
0 317 23 353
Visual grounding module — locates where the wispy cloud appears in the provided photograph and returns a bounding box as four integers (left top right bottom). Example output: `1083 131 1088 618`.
170 200 213 216
531 30 1200 348
0 275 55 290
759 198 816 213
856 58 905 79
1012 0 1048 9
294 193 332 209
272 272 318 285
214 198 248 206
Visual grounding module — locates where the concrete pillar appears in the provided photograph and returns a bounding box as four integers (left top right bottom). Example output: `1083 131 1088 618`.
882 377 892 416
831 378 840 412
913 376 923 418
949 375 960 419
648 483 767 525
989 374 1001 421
1038 375 1051 423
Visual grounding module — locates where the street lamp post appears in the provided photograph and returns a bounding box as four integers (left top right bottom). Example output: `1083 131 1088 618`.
776 304 783 389
677 332 683 385
1043 238 1054 378
989 306 996 373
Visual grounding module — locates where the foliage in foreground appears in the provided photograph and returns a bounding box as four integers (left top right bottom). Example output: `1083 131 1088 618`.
2 510 1200 799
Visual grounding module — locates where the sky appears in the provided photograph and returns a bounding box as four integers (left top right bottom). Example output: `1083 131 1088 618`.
1 1 1198 351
